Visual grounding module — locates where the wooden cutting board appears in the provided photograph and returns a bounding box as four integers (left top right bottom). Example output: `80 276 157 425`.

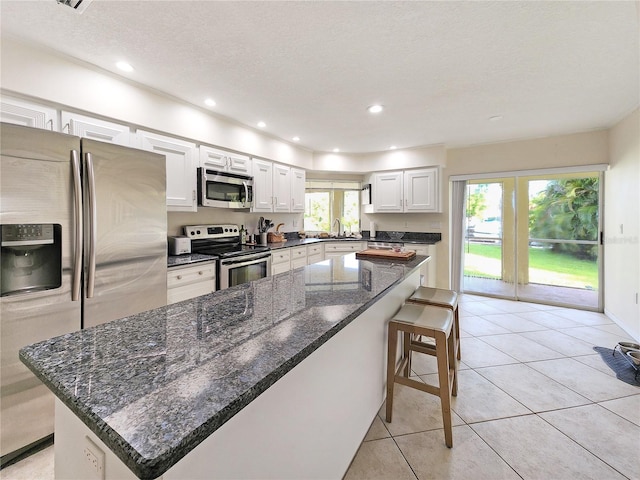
355 249 416 260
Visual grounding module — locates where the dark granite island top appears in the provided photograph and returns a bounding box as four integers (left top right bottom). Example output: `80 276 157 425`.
20 253 428 480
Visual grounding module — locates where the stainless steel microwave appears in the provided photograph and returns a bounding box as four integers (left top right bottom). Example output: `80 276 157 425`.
197 168 253 209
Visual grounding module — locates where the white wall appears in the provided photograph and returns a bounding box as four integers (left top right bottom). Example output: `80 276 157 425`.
312 145 445 173
0 39 313 169
604 108 639 340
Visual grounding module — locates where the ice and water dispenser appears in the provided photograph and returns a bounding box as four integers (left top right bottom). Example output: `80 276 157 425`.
0 224 62 296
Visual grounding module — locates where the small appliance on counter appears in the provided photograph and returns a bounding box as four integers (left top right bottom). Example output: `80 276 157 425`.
168 235 191 255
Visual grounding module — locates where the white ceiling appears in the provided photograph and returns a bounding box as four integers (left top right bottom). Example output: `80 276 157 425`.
1 1 638 153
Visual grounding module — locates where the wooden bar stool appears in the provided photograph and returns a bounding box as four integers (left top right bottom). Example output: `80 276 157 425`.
407 287 461 360
386 303 457 447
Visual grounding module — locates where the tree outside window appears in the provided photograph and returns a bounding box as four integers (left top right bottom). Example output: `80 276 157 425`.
304 181 361 234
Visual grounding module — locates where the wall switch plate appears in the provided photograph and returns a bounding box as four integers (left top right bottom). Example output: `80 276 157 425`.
429 221 442 229
83 436 105 479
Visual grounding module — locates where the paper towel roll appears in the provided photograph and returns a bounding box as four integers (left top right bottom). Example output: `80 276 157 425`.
370 221 376 238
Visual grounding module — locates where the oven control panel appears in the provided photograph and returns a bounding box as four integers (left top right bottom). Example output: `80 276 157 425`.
183 224 239 240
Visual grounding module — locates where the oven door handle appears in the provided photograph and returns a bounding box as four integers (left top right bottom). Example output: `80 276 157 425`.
221 253 271 266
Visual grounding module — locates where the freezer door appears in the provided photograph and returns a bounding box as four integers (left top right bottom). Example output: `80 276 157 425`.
0 123 82 458
81 139 167 328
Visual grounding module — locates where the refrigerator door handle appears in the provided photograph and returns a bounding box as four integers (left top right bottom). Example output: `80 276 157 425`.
71 149 83 301
85 151 97 298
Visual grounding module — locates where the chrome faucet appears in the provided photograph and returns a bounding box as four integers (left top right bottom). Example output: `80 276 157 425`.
333 218 342 236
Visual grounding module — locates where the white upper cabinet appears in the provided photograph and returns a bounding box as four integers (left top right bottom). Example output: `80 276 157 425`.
373 171 404 212
62 112 131 146
372 168 440 213
1 96 58 131
138 130 197 212
291 168 306 212
199 145 251 175
404 168 439 212
252 159 306 213
252 158 274 212
273 164 291 212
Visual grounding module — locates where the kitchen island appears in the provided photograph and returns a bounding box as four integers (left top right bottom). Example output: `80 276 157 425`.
20 253 428 480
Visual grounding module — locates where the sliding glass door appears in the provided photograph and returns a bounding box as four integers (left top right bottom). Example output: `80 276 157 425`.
462 172 602 310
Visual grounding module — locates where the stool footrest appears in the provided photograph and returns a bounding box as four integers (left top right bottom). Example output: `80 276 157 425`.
393 374 440 396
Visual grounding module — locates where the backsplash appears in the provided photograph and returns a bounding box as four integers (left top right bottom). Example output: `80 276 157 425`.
168 210 304 237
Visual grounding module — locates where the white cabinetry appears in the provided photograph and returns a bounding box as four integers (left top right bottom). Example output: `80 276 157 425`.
371 168 440 213
290 246 307 269
407 244 436 287
252 159 306 213
252 158 274 213
62 112 130 146
167 261 216 304
1 96 57 130
138 130 197 212
199 145 251 175
323 241 366 259
271 248 291 275
306 243 324 265
273 164 291 212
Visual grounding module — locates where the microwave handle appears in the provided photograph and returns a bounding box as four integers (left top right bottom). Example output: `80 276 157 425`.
242 181 249 207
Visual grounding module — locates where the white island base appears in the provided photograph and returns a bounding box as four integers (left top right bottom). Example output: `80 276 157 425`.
54 270 420 480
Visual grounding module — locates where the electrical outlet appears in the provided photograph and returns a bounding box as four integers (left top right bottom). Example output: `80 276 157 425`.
84 437 105 479
293 219 297 228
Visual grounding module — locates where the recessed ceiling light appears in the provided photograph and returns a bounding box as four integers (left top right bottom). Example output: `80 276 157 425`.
489 115 503 122
333 148 340 153
367 104 384 114
204 98 216 107
292 136 300 142
116 61 133 72
389 145 397 150
257 121 266 128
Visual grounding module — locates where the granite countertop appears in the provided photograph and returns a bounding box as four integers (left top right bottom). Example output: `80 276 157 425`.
168 232 441 266
167 253 217 267
20 253 428 479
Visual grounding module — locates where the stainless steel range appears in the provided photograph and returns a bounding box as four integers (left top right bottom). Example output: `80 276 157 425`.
184 224 271 290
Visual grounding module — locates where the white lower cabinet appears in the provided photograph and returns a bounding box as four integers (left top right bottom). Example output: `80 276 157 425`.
271 248 291 275
323 242 366 259
167 261 216 304
306 243 324 265
290 246 307 269
407 244 436 287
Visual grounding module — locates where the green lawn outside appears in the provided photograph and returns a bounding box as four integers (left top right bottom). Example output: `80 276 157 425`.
464 242 598 289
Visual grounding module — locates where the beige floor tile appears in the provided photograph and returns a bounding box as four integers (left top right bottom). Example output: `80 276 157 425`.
460 301 506 316
394 425 520 480
599 394 640 426
444 369 530 423
459 316 511 336
363 414 391 441
476 363 591 412
456 337 519 368
480 313 548 333
343 438 416 480
380 382 464 437
573 353 619 377
592 323 636 340
519 329 595 356
471 414 626 480
540 404 640 479
479 333 564 362
550 308 613 326
515 310 583 329
0 445 54 480
527 358 640 402
482 299 540 314
458 294 486 304
560 326 632 348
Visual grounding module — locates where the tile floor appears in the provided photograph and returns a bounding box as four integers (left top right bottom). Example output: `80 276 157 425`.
2 294 638 480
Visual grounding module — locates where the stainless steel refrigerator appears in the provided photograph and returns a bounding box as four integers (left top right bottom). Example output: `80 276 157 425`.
0 122 167 463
